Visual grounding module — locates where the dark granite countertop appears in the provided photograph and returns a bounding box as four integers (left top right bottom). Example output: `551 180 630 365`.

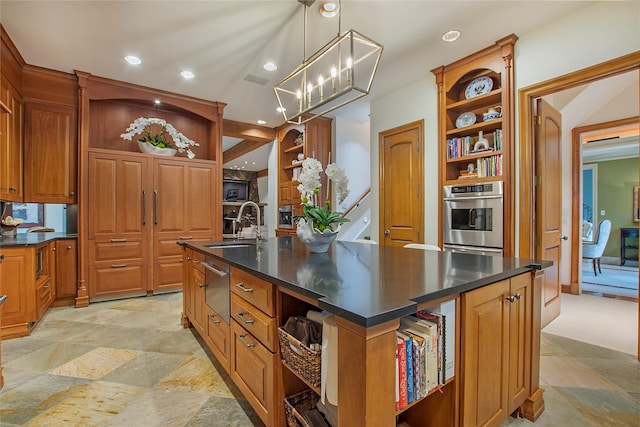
181 237 552 327
0 232 77 247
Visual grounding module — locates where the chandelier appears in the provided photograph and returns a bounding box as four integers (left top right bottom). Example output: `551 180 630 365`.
274 0 383 125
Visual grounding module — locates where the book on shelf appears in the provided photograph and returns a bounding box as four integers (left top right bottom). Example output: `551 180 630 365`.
396 333 408 410
417 299 456 383
401 317 438 392
400 327 425 400
416 310 444 385
397 330 414 404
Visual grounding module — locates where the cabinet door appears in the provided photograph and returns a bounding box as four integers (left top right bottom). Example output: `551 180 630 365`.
191 266 206 335
23 103 77 203
0 248 34 338
54 239 77 303
88 152 149 239
0 76 23 202
153 159 187 235
185 161 216 234
461 279 510 427
507 273 531 412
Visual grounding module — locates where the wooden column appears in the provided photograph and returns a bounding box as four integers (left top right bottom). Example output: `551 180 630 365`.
522 269 545 420
335 316 399 426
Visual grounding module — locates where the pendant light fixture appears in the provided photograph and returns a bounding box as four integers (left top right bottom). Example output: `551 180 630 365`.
274 0 383 125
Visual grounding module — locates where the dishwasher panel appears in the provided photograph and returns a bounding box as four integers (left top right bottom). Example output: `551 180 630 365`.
203 257 230 325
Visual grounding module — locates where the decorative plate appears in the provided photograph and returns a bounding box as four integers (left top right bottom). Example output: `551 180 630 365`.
455 112 477 128
465 76 493 99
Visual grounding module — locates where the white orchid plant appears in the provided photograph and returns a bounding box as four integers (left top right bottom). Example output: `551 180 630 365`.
295 157 350 232
120 117 199 159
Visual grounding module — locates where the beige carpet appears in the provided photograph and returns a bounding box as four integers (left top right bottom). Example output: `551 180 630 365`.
542 293 638 356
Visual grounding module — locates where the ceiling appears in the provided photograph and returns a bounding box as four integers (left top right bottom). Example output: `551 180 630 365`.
1 1 600 171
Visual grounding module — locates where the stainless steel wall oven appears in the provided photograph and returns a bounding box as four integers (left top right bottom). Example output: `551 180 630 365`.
443 182 503 251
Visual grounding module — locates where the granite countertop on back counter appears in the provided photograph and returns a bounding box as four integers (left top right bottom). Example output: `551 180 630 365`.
181 237 552 328
0 232 78 247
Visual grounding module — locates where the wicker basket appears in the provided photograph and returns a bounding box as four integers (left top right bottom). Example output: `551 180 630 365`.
278 327 322 387
284 389 321 427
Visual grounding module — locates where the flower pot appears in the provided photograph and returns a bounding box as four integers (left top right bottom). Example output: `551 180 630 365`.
296 219 340 253
137 141 177 157
1 226 17 238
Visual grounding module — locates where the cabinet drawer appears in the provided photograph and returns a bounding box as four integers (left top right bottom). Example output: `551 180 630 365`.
153 258 183 292
230 319 275 425
155 236 212 258
231 293 277 352
205 306 230 373
89 262 147 298
189 250 206 273
36 279 54 318
230 267 274 316
89 240 145 264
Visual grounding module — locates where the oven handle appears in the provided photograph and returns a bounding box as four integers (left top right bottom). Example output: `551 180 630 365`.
444 244 503 253
201 262 228 277
444 195 503 201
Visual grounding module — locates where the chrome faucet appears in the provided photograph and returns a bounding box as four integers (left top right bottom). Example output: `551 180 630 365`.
236 201 262 242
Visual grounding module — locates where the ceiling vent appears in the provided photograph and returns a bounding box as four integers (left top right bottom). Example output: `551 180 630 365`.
244 74 269 86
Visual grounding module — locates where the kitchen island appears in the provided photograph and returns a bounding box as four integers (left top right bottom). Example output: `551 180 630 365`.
180 237 551 427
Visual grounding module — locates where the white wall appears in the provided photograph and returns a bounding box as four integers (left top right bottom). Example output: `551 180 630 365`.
334 117 370 212
369 1 639 259
264 139 278 237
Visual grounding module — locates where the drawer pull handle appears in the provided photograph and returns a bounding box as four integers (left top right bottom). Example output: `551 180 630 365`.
209 314 221 324
238 333 255 348
202 262 228 277
44 283 51 289
111 263 128 268
198 283 206 289
110 238 127 243
236 282 254 293
193 259 200 264
180 236 193 240
506 293 521 302
67 245 72 250
0 295 7 305
187 256 192 261
237 311 254 324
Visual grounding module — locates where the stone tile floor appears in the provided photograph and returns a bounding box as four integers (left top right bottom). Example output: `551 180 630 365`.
1 292 639 426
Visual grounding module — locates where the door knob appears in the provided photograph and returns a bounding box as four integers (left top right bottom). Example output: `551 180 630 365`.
384 230 390 236
560 234 568 241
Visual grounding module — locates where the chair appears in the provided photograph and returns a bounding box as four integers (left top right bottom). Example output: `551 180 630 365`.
582 219 611 276
353 239 377 245
404 243 441 251
27 226 55 233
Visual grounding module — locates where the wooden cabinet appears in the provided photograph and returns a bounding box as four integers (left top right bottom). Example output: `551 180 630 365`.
0 75 23 202
86 150 216 299
23 102 77 203
52 238 77 307
460 272 531 427
620 227 638 265
0 255 4 390
276 117 331 235
0 242 55 339
432 34 517 255
152 158 217 293
229 266 277 426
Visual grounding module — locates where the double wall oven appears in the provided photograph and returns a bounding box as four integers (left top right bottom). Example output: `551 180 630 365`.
443 182 503 256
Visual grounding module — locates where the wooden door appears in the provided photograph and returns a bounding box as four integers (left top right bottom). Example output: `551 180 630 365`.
461 279 510 427
88 152 149 239
153 159 187 235
379 121 424 246
23 103 77 203
535 99 563 328
0 77 23 202
185 161 216 234
53 239 77 306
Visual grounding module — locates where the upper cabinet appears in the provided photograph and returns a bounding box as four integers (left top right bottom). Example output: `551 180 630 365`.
432 34 516 186
0 75 23 202
24 102 77 203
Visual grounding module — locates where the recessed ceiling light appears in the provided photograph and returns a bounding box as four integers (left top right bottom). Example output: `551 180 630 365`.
125 55 141 65
442 30 461 42
180 70 195 79
257 119 267 125
276 107 286 113
320 2 338 18
263 62 277 71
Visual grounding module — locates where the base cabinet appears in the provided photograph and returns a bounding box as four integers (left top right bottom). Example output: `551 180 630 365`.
52 238 77 306
461 273 531 427
0 242 55 339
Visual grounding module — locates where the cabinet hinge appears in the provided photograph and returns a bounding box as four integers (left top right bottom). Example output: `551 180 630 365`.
535 115 542 125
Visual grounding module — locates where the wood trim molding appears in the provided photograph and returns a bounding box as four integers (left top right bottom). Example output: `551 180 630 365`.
223 139 270 163
569 116 639 294
223 119 275 143
517 51 640 260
